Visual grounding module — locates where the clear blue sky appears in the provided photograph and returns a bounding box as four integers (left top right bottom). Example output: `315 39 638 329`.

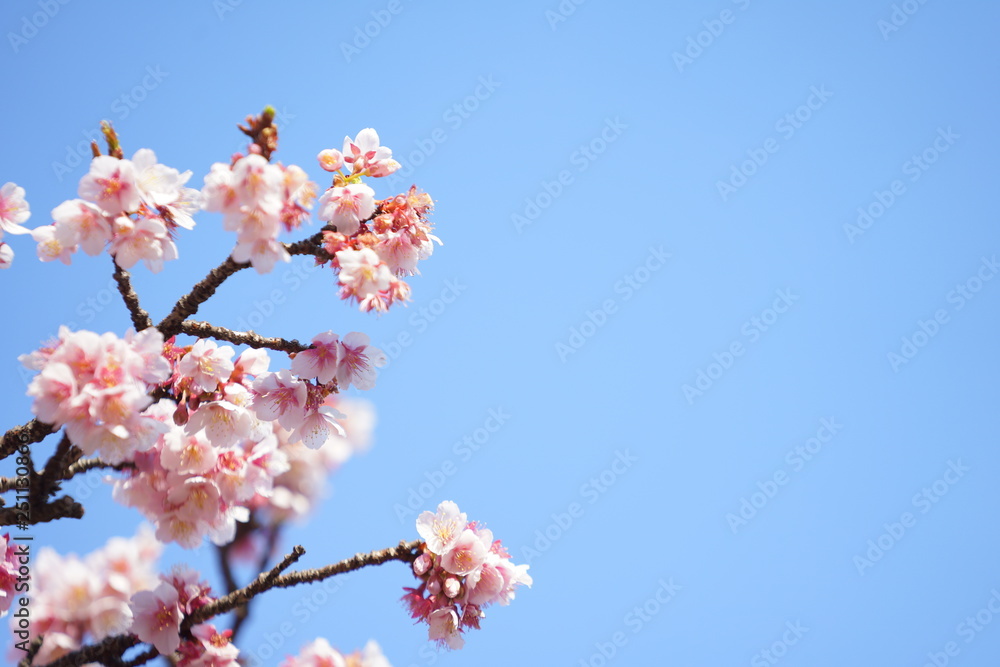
2 1 999 665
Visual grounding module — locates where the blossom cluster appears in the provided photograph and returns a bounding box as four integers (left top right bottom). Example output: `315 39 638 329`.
38 149 200 271
201 153 317 273
315 130 439 313
128 566 225 663
0 181 31 269
403 501 532 649
111 333 381 547
9 527 162 665
19 326 172 462
280 637 391 667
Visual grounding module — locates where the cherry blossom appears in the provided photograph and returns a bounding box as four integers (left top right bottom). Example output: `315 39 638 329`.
317 183 376 236
317 148 344 172
0 182 31 236
405 502 531 649
130 581 183 654
176 339 237 395
21 327 171 460
0 243 12 269
78 155 141 216
51 199 112 256
31 224 75 264
12 527 161 664
342 128 400 177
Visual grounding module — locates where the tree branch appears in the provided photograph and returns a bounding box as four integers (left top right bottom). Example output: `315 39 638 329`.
0 420 54 461
157 257 251 339
176 321 310 353
0 495 83 526
113 259 154 331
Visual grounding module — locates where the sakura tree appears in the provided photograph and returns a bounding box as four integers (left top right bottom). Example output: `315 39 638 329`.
0 108 531 666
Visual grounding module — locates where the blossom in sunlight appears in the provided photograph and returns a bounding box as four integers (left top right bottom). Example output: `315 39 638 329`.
404 501 532 650
20 327 171 461
0 182 31 236
201 154 315 274
342 128 399 177
317 183 375 236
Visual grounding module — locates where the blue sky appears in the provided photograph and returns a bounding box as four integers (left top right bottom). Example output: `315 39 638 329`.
2 1 999 665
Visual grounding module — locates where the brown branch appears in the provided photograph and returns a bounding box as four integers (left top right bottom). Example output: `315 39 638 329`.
176 321 310 354
16 634 44 667
157 257 251 339
43 634 141 667
1 420 54 461
0 495 83 526
0 456 130 495
184 544 306 631
113 259 154 331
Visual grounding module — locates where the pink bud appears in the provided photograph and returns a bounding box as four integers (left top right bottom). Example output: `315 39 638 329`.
443 577 461 599
318 149 344 172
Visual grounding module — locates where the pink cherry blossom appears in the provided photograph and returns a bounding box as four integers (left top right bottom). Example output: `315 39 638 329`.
131 148 202 230
32 224 75 264
0 242 12 269
51 199 112 256
416 501 467 555
406 501 531 649
336 247 392 302
318 149 345 172
130 581 183 655
317 183 375 235
178 623 240 667
252 369 309 430
176 339 236 394
342 128 398 177
427 607 464 649
334 332 387 391
0 182 31 236
440 529 488 576
109 215 177 272
291 331 340 383
79 155 141 216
